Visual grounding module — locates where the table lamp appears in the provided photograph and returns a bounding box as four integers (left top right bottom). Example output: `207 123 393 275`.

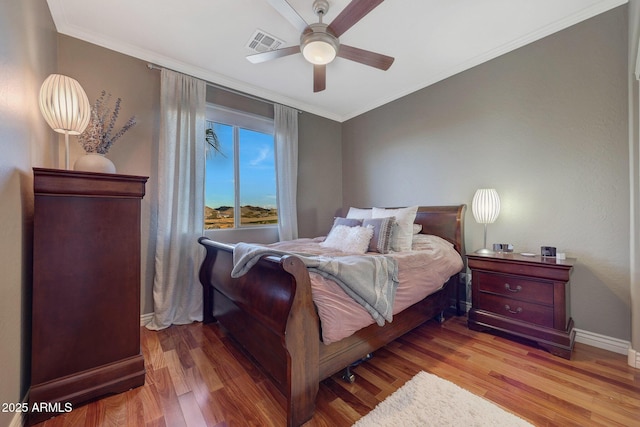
472 188 500 254
39 74 91 169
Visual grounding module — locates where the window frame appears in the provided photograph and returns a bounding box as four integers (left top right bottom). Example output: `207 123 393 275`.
205 104 277 230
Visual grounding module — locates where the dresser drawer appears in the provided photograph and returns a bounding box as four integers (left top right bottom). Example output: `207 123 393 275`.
475 271 553 305
476 293 554 327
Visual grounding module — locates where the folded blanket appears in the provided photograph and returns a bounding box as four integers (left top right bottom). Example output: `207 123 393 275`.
231 242 399 325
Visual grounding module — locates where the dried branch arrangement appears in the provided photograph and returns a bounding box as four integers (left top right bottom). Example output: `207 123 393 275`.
78 91 136 154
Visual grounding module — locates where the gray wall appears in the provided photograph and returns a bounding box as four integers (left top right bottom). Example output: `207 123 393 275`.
297 112 343 237
0 1 58 425
342 6 630 340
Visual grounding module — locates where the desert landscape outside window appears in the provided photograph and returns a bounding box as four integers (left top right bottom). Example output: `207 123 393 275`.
204 113 277 230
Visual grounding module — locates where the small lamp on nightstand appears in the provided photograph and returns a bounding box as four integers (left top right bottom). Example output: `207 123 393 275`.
472 188 500 254
39 74 91 170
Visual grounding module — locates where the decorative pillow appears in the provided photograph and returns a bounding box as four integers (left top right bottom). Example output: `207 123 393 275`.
320 225 374 254
413 223 423 234
346 207 373 219
362 217 394 254
331 217 363 229
372 206 419 252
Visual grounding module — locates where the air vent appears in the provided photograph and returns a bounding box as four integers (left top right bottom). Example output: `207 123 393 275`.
246 29 285 53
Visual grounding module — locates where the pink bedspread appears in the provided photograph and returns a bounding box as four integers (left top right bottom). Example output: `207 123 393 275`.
268 235 463 344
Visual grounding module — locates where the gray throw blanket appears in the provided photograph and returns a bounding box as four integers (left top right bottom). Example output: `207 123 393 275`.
231 242 399 325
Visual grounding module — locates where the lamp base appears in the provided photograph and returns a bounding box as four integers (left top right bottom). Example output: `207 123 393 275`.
475 248 495 255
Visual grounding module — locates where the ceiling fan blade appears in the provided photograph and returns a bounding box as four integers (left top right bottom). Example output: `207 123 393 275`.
337 45 394 70
313 64 326 92
328 0 384 38
246 46 300 64
266 0 309 33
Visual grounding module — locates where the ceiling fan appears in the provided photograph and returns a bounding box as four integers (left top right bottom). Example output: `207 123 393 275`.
247 0 394 92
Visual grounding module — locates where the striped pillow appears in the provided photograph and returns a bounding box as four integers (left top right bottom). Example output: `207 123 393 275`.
363 217 395 254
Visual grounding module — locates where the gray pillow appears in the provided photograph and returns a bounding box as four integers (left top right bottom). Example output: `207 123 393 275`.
331 217 363 230
363 216 395 254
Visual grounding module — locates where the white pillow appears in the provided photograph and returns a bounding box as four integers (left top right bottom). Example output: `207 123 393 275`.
346 207 373 219
320 225 374 254
372 206 418 252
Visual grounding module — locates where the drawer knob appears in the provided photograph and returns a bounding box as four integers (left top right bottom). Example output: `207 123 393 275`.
504 304 523 314
505 283 522 293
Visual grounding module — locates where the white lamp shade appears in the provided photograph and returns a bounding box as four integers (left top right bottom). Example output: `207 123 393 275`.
39 74 91 135
472 189 500 224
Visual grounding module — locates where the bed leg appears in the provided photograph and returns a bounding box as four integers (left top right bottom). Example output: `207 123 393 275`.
341 353 373 383
342 367 356 383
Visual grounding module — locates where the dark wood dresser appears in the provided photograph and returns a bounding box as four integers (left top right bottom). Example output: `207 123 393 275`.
29 168 148 425
467 252 576 359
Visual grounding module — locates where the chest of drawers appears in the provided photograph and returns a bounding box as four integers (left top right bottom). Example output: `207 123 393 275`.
28 168 147 425
467 253 576 359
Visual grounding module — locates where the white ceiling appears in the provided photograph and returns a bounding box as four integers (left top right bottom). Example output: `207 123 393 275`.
47 0 626 122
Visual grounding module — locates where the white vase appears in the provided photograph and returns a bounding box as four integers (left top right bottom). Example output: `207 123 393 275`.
73 153 116 174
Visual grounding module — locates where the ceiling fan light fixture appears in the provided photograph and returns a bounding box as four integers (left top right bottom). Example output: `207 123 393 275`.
301 24 339 65
302 40 336 64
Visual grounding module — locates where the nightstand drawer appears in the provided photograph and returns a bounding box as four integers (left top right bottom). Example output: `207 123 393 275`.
476 293 554 328
476 271 553 305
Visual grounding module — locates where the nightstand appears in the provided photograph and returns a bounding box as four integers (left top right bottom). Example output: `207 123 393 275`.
467 252 576 359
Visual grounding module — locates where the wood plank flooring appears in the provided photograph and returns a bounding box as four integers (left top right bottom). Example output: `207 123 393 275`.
35 315 639 426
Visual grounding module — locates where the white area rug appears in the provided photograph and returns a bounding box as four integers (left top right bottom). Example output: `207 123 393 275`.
353 371 533 426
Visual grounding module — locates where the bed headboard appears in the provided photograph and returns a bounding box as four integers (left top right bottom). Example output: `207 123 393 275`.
414 205 466 256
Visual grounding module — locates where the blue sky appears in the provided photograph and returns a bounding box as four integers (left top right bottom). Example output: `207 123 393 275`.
205 123 277 209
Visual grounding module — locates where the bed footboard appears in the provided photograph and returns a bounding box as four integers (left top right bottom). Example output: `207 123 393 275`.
198 237 319 427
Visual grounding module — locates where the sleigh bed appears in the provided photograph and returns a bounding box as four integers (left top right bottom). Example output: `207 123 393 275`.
198 205 466 426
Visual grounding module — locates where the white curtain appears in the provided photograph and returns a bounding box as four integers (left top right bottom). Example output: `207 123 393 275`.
274 104 299 241
147 69 206 330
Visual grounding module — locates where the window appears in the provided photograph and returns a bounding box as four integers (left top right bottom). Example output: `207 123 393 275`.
204 105 278 230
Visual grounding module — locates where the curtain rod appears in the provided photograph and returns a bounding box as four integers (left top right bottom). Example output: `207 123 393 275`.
147 63 302 113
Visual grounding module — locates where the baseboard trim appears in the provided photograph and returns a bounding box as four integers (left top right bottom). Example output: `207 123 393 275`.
574 328 630 355
140 312 153 326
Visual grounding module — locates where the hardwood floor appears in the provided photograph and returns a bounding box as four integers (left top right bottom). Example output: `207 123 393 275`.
35 315 639 426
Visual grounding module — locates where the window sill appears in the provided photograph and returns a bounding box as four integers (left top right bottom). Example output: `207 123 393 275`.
203 226 279 244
